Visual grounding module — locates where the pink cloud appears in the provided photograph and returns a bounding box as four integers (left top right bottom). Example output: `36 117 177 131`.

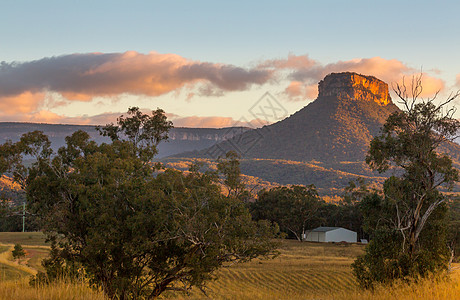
258 54 317 69
392 75 444 99
0 51 449 123
170 116 268 128
283 81 318 101
0 108 263 129
0 91 45 114
0 110 121 125
0 51 272 115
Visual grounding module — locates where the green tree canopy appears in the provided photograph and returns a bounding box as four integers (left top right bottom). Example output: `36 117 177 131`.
353 75 460 288
0 107 279 299
252 185 323 241
12 243 26 261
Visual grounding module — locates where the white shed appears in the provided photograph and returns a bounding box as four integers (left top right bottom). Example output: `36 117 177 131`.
304 227 357 243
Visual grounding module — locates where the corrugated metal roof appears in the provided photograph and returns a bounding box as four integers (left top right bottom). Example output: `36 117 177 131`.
310 226 342 232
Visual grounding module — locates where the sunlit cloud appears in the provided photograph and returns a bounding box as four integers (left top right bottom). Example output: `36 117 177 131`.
283 81 317 101
0 91 45 114
258 53 317 69
0 51 273 115
170 116 269 128
0 51 449 124
172 116 244 128
0 108 264 129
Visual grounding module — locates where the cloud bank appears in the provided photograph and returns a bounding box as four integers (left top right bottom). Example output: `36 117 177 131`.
0 51 448 124
0 51 272 116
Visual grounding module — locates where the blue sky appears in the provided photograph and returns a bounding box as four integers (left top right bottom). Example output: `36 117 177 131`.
1 0 459 126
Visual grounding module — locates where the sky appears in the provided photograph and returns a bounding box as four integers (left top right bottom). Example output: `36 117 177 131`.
1 0 460 128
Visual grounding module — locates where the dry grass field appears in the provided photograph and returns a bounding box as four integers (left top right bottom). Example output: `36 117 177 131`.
0 232 48 247
170 240 363 299
0 232 458 299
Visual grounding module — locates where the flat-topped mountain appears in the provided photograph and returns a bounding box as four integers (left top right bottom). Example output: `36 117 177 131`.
318 72 391 106
181 72 399 162
2 72 460 197
168 72 460 195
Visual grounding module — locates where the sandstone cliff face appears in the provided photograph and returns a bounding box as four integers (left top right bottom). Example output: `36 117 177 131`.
318 72 391 106
168 127 250 141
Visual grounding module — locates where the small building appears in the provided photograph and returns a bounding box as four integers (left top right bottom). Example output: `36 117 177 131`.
304 227 357 243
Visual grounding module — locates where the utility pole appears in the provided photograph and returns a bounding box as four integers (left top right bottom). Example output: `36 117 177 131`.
22 202 25 233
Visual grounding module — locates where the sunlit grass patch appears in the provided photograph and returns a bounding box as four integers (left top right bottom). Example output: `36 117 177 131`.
0 263 30 281
0 278 107 300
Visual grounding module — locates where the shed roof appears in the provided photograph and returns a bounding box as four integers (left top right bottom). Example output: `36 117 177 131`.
311 227 343 232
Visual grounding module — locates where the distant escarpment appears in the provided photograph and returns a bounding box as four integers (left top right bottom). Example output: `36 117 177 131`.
0 123 251 158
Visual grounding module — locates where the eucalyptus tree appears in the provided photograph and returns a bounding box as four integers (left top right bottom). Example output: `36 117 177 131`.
353 75 460 288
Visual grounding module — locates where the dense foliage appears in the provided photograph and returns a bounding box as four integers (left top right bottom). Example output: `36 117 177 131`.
251 185 323 241
0 107 279 299
448 197 460 263
353 77 460 288
12 243 26 261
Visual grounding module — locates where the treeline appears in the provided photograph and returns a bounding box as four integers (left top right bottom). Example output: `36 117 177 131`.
250 178 460 261
250 180 368 242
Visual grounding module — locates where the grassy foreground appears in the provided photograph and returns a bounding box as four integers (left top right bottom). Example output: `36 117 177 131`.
170 240 363 299
0 233 458 299
0 279 107 300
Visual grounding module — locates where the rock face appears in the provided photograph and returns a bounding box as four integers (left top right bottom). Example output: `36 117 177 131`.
318 72 391 106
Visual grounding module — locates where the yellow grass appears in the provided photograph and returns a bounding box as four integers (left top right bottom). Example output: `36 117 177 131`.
169 240 363 299
0 233 458 299
0 278 107 300
326 269 460 300
0 244 37 276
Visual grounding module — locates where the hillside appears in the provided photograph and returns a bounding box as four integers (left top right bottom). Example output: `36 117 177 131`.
162 157 385 197
170 72 460 195
178 72 399 162
2 72 460 198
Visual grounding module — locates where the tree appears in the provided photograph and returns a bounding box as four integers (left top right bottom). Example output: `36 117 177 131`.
336 178 374 239
96 106 173 162
0 107 279 299
252 185 323 241
447 197 460 265
216 151 250 201
0 198 23 232
353 74 460 288
12 243 26 262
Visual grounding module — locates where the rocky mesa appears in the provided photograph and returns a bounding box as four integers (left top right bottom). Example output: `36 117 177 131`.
318 72 391 106
178 72 399 163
